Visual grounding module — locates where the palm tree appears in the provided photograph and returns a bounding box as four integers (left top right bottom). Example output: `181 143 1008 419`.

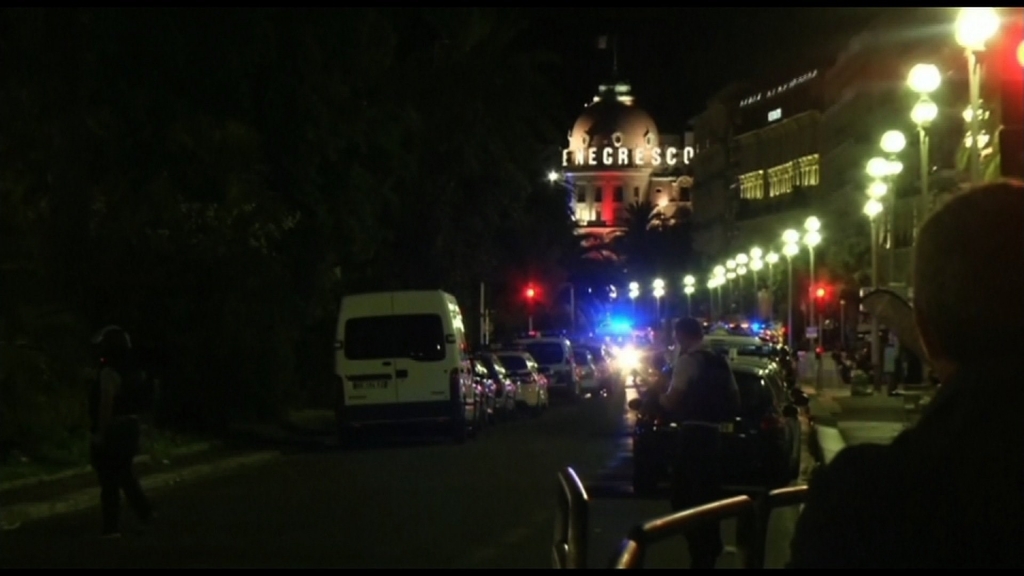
613 200 664 279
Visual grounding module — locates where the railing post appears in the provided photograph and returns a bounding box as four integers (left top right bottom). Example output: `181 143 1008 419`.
553 467 589 569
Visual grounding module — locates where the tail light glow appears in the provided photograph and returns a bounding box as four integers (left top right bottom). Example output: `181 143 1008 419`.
761 414 782 431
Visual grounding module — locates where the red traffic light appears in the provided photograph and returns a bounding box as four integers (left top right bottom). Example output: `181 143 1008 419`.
815 287 826 299
525 286 536 300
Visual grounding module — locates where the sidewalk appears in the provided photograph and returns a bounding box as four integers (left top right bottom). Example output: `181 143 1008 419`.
798 359 935 465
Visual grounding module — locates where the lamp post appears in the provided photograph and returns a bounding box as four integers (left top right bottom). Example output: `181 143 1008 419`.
706 278 717 319
750 258 764 320
864 197 885 392
781 233 800 350
765 251 779 323
802 217 822 338
713 266 726 320
907 63 941 226
749 247 763 316
955 7 1001 184
880 131 906 286
735 253 749 314
683 275 696 316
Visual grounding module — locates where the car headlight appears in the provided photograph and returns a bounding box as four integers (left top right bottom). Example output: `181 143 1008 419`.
617 346 640 371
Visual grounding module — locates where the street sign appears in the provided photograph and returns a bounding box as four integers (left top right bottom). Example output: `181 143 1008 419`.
806 326 818 339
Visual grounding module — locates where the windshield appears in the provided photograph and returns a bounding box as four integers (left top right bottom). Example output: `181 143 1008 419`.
496 354 528 372
523 342 566 365
734 372 773 418
572 350 591 364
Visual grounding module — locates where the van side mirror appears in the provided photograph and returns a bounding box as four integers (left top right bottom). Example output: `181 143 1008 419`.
627 398 642 411
789 389 810 407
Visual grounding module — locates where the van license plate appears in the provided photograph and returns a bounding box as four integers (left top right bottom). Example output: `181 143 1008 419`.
353 380 389 390
718 422 734 433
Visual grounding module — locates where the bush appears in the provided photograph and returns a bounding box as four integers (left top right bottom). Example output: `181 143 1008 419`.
0 342 90 465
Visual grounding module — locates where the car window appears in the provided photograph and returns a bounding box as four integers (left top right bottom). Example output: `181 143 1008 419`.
497 354 527 372
733 372 773 418
486 357 507 378
523 342 566 365
344 314 446 361
572 350 591 364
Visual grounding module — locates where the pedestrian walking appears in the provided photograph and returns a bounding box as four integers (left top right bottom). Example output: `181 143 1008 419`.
89 325 154 538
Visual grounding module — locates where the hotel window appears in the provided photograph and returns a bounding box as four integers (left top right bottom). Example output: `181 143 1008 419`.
613 186 624 202
739 171 764 200
594 187 603 202
576 187 586 202
795 154 821 187
633 187 640 201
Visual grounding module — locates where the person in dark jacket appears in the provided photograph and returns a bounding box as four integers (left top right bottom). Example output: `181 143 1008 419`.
89 325 153 538
788 180 1024 568
658 318 741 569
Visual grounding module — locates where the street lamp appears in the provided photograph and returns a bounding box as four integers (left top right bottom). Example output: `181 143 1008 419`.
750 258 764 320
764 251 779 322
628 281 640 314
683 275 696 316
880 130 907 156
956 7 1001 184
781 240 800 349
863 197 884 392
652 278 665 323
547 170 560 183
909 66 939 237
803 216 822 339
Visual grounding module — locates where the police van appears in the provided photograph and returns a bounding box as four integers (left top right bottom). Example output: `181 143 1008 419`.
334 290 479 443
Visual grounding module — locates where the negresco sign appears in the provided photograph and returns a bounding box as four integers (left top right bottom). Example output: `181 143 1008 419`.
561 146 695 168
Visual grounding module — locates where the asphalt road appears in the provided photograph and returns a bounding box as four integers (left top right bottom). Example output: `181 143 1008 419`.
0 388 803 568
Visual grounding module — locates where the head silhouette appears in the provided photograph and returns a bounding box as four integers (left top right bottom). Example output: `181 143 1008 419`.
913 180 1024 378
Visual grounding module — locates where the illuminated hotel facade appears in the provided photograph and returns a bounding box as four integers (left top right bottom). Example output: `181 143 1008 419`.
557 82 695 262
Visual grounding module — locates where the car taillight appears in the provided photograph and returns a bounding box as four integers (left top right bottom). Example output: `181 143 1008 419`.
761 415 782 431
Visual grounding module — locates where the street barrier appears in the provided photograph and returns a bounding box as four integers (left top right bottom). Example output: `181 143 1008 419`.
611 484 809 569
552 467 589 569
550 466 810 569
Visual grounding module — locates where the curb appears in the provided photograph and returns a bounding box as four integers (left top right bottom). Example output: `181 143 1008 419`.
0 442 216 494
1 451 279 529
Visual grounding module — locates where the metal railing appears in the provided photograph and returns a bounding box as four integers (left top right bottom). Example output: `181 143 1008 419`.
552 466 810 569
552 467 589 569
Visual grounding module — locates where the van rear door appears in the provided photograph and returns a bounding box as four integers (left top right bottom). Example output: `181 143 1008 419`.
339 295 399 406
392 297 451 403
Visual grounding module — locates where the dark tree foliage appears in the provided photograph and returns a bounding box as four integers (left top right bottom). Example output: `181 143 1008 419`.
0 8 572 445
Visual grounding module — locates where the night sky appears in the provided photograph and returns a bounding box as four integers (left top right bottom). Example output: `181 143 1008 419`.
524 7 887 134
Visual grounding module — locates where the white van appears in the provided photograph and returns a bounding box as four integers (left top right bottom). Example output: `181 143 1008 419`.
334 290 479 443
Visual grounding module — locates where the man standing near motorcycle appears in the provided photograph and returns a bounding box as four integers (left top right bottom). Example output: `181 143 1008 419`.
658 317 741 569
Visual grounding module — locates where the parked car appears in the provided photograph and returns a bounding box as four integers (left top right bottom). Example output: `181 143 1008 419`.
571 348 599 394
471 357 498 427
627 356 809 495
493 350 549 415
474 352 519 420
704 335 797 388
575 343 618 392
513 336 580 400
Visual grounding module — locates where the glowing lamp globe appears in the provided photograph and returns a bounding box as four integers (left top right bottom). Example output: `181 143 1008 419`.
911 99 939 126
907 63 941 94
